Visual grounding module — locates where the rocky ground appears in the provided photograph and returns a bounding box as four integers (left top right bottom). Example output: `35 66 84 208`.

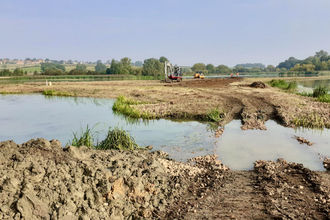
1 139 330 219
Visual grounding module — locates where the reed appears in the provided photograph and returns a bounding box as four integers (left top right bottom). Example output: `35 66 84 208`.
68 124 98 148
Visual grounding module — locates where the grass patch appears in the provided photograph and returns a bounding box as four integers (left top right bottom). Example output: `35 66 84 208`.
293 112 325 128
112 95 155 119
95 127 143 150
317 94 330 103
42 90 74 96
207 107 226 122
68 124 98 148
313 85 329 98
268 79 297 91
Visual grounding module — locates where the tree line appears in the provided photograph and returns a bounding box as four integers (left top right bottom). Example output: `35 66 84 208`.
277 50 330 72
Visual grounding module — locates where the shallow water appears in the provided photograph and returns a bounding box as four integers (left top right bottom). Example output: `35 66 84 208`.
1 94 329 170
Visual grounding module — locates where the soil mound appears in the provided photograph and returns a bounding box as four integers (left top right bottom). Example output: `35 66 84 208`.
0 139 228 220
250 81 267 88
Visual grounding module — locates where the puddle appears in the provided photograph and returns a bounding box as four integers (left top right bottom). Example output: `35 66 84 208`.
1 94 330 170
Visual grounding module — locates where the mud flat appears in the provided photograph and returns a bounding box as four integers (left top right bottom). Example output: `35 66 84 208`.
1 139 330 219
1 77 330 130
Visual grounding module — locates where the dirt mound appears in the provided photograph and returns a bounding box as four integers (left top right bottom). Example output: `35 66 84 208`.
250 81 267 88
0 139 229 220
169 77 242 88
254 159 330 219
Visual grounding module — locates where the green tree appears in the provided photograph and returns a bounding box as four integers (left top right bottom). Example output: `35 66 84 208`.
95 61 107 73
159 56 169 63
135 61 143 67
41 63 65 72
217 65 230 74
142 58 163 77
191 63 206 72
266 65 276 72
76 64 87 72
315 50 328 58
121 57 132 67
206 64 215 73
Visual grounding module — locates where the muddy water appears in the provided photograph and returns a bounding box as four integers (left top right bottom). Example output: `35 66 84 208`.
1 94 330 170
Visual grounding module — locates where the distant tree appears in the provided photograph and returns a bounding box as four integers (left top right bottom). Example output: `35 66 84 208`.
121 57 132 67
13 68 25 76
95 61 107 73
159 56 169 63
191 63 206 72
216 65 230 74
96 60 102 64
106 60 111 65
135 61 143 67
315 50 328 58
235 63 265 68
31 58 37 62
107 59 127 75
266 65 276 72
25 58 31 61
76 64 87 72
67 60 73 64
45 58 50 62
206 64 215 73
41 63 65 72
42 66 64 75
291 64 315 72
277 57 301 69
142 58 163 77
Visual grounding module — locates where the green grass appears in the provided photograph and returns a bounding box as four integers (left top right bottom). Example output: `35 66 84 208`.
42 90 74 96
207 107 226 122
112 95 154 119
68 124 98 148
96 127 143 150
268 79 297 91
68 125 144 150
293 112 325 128
313 85 329 98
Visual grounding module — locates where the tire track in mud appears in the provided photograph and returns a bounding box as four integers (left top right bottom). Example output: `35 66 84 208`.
184 171 270 219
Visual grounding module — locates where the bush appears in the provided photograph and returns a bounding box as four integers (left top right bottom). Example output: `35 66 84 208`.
313 85 329 98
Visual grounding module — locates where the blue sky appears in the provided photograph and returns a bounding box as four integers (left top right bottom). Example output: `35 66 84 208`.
1 0 329 67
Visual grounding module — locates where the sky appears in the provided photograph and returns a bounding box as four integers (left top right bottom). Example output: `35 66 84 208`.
1 0 330 67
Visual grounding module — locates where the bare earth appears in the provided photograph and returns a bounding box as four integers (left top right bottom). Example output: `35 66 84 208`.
1 77 330 219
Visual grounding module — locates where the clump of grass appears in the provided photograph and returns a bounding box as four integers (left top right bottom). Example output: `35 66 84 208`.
292 112 325 128
96 127 142 150
268 79 297 91
313 85 329 98
207 107 226 122
317 94 330 103
286 81 297 91
68 124 98 148
112 95 154 119
43 90 73 96
268 79 288 89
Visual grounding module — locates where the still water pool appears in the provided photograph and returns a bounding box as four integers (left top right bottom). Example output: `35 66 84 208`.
1 94 330 170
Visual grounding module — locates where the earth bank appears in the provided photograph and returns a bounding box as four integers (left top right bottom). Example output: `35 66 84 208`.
1 139 330 219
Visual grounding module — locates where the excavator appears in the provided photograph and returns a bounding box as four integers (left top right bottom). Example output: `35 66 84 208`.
164 61 183 82
193 72 205 79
